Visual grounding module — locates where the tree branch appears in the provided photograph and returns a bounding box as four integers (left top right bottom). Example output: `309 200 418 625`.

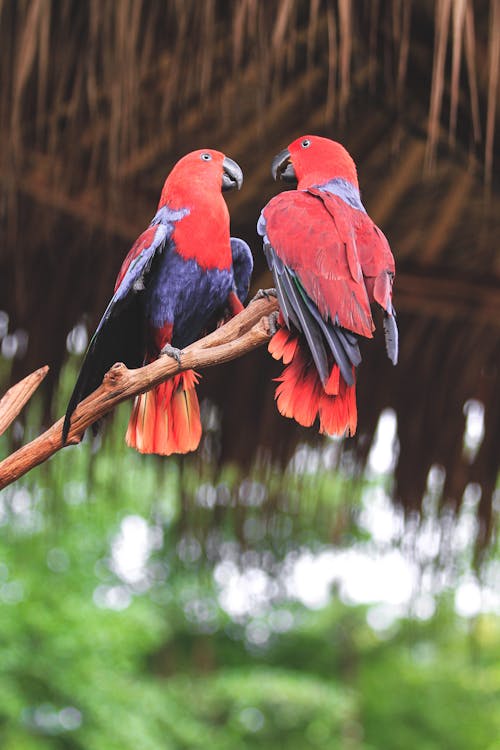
0 366 49 436
0 298 278 490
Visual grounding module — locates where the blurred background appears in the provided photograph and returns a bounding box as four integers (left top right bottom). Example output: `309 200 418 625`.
0 1 499 748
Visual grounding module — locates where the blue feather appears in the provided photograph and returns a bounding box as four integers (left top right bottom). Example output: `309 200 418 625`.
230 237 253 303
145 248 233 348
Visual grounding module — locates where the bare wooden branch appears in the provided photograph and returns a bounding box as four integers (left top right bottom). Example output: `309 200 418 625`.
0 366 49 436
0 298 278 490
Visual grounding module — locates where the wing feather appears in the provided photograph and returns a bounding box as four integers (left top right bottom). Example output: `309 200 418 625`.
259 192 373 384
261 191 374 339
260 189 399 373
230 237 253 303
278 264 329 384
63 220 171 442
264 242 302 331
315 189 399 364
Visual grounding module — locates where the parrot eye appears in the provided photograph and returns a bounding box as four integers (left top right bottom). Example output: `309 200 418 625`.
301 139 311 149
200 153 212 161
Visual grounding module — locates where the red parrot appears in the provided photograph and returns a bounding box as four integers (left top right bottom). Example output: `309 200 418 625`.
63 149 253 454
258 135 397 436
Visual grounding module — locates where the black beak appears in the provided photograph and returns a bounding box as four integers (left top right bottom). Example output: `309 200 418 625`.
271 147 296 182
222 156 243 192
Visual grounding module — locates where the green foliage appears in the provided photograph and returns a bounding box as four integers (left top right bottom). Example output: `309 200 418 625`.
1 399 499 749
359 611 500 750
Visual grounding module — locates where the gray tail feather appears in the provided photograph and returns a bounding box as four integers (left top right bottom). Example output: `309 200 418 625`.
335 327 362 367
300 291 360 385
383 310 398 365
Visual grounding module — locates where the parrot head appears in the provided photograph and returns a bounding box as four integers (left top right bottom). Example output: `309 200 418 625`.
159 149 243 207
271 135 358 190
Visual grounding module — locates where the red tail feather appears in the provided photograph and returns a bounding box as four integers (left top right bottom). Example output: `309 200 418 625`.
270 330 357 436
318 366 357 436
126 370 202 455
268 325 299 364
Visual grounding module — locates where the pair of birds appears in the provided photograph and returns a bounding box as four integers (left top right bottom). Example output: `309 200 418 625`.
63 135 398 455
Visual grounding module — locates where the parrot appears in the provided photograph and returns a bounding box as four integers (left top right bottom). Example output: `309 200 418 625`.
63 149 253 455
257 135 397 437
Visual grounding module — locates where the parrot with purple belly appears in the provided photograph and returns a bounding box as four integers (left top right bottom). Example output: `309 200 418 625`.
258 135 398 436
63 149 253 454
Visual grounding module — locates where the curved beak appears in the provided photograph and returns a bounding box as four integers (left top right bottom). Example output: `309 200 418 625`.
271 147 296 182
222 156 243 192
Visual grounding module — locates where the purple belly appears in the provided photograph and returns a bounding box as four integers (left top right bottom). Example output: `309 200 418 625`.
145 249 233 349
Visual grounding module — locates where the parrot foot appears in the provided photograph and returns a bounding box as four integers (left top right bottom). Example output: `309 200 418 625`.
251 287 277 304
267 311 280 336
160 344 182 365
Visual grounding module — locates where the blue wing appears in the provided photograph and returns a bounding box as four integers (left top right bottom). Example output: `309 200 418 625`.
230 237 253 303
94 222 169 338
63 206 186 442
97 205 187 335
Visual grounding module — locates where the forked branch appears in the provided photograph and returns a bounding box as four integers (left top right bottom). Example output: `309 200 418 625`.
0 297 278 490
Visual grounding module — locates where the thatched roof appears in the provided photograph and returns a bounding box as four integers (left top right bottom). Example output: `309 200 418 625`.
1 1 499 556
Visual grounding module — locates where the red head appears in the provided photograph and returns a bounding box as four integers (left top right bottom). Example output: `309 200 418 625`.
272 135 358 190
159 149 243 209
156 149 244 270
